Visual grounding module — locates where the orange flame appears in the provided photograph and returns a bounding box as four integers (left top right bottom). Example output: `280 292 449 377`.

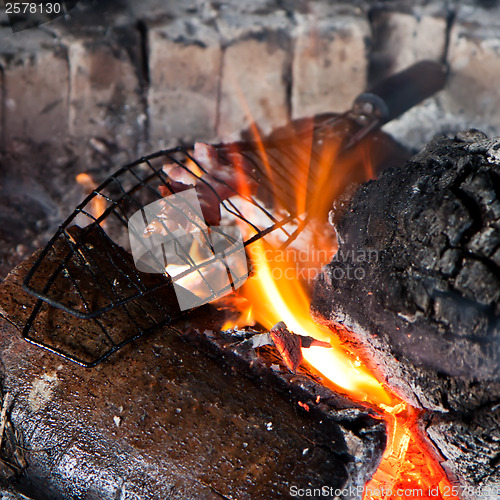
243 241 393 406
238 240 458 500
218 88 459 498
76 173 106 225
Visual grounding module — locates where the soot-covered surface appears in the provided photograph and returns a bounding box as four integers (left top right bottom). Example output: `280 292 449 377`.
313 131 500 411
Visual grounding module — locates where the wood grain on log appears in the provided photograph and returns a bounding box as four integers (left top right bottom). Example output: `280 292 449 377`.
0 238 385 499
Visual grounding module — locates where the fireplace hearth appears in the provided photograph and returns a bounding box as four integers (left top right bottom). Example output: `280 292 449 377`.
1 1 500 499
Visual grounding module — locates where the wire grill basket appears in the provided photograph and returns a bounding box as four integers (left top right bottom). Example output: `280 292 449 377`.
21 143 308 366
20 106 411 367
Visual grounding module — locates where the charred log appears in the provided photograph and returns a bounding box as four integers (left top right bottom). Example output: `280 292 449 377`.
425 405 500 498
312 131 500 490
313 131 500 411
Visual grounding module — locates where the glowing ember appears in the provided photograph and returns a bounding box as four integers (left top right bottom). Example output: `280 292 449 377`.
365 408 460 500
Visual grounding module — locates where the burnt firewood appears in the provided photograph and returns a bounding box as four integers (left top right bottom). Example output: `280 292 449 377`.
313 131 500 411
216 321 331 374
424 405 500 497
268 321 331 372
311 130 500 490
0 250 385 500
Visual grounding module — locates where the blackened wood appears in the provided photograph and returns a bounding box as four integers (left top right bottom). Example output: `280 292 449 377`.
312 131 500 490
0 251 385 500
425 405 500 497
312 132 500 412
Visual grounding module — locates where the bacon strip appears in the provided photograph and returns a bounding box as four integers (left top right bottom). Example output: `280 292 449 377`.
144 142 261 237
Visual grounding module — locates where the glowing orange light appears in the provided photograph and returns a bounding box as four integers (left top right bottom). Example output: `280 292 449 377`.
76 173 106 225
242 241 393 406
238 238 458 499
221 302 255 331
365 406 460 500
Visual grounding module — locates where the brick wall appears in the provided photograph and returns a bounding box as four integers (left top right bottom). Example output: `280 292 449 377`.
0 0 499 168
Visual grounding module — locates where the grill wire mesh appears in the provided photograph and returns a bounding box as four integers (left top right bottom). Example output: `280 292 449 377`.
21 142 311 367
16 60 444 367
20 109 396 367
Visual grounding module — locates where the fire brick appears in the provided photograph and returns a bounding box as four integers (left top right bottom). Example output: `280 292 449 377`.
148 19 222 147
67 32 143 152
216 12 291 141
217 38 289 140
445 6 500 131
0 28 69 146
291 9 370 119
369 10 447 80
